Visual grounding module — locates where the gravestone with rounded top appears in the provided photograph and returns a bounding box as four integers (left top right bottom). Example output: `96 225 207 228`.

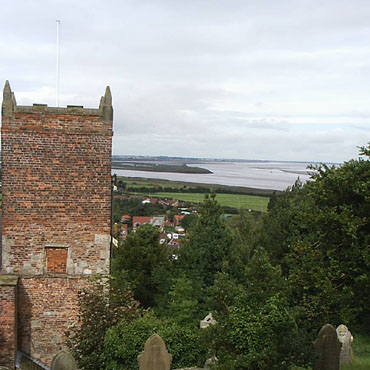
336 324 353 366
138 334 172 370
314 324 341 370
50 350 77 370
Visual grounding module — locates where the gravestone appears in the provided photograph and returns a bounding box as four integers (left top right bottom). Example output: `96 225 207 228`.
204 356 218 369
200 313 217 329
50 350 77 370
138 334 172 370
336 324 353 366
314 324 341 370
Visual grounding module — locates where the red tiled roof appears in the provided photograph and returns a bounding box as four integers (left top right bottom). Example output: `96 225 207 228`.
132 216 151 226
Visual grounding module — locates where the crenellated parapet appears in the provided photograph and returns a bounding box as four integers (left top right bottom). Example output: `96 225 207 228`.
1 81 113 135
2 81 113 119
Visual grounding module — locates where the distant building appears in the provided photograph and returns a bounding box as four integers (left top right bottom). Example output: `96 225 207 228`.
121 214 131 223
174 214 184 226
132 215 166 231
132 216 151 230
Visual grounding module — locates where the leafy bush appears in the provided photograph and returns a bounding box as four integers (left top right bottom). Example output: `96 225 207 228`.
208 248 313 370
102 313 208 369
65 276 140 370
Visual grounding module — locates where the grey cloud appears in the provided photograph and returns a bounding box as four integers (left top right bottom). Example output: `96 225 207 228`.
1 0 369 163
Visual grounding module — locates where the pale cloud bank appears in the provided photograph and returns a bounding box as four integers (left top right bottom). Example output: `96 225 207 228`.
1 0 369 162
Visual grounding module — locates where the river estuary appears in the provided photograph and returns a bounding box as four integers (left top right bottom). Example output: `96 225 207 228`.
112 160 316 191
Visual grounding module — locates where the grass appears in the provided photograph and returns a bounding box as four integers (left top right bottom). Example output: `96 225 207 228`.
119 175 270 212
341 334 370 370
117 176 276 196
138 191 269 212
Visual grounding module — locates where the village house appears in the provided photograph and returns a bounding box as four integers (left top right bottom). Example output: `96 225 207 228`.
132 215 166 232
173 214 184 227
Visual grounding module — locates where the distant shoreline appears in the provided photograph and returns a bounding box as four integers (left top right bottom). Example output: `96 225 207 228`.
111 161 212 174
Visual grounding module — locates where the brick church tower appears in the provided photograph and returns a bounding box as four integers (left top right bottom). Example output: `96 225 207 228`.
0 81 113 368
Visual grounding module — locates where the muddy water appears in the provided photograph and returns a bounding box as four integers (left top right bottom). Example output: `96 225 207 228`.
113 160 315 191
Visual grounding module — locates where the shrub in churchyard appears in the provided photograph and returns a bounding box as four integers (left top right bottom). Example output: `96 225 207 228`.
102 313 208 369
65 276 140 370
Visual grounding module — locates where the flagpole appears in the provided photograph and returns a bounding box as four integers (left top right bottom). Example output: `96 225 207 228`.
56 20 60 107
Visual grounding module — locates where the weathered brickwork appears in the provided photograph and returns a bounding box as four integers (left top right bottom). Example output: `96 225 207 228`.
45 248 68 274
1 95 113 275
0 81 113 367
0 275 18 369
18 276 89 365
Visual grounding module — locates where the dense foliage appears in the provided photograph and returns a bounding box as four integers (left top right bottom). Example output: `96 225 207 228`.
208 248 312 370
103 313 208 369
65 277 140 370
69 144 369 369
179 193 233 286
112 224 170 308
260 144 370 332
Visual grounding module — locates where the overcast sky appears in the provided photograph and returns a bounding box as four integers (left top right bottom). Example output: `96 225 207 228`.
1 0 369 162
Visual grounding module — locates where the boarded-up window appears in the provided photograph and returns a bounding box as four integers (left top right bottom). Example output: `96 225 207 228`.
45 247 67 274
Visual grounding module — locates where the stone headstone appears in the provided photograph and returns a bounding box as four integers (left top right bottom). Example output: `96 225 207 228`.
204 356 218 369
336 324 353 366
200 313 217 329
314 324 341 370
50 350 77 370
138 334 172 370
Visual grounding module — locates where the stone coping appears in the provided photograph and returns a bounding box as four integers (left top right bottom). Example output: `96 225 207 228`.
15 105 102 117
2 80 113 121
0 274 19 286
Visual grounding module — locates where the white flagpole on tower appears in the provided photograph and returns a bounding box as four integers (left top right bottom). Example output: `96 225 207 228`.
56 20 60 107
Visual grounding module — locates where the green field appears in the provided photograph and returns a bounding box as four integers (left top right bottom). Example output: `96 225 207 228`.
138 191 269 212
117 176 276 196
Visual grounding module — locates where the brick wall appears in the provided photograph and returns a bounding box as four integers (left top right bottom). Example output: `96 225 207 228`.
1 82 113 366
18 276 89 366
1 107 113 275
0 275 18 369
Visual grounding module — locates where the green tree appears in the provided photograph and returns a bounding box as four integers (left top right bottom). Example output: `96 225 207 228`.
65 277 139 370
180 213 197 230
287 144 370 330
261 143 370 331
117 179 126 193
112 224 170 308
179 194 232 287
166 276 199 326
227 209 261 282
208 248 312 370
